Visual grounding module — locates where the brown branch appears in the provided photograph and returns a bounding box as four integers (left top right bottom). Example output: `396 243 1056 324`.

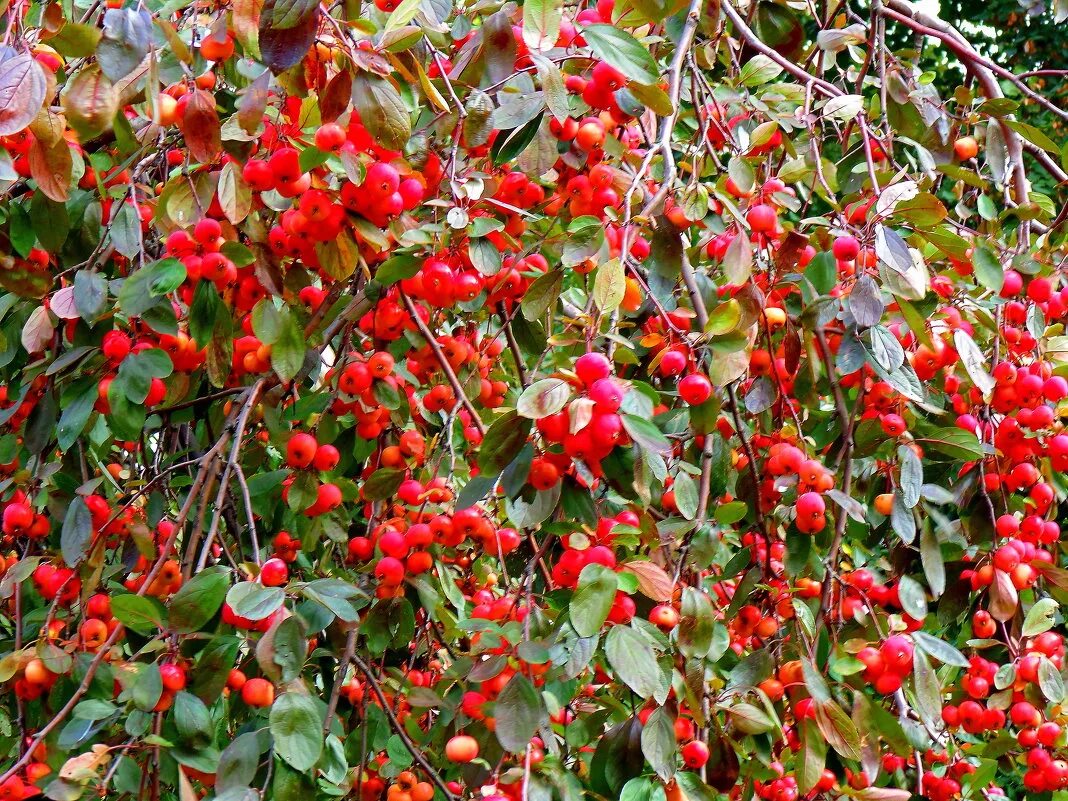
879 0 1030 207
399 289 486 435
351 654 459 801
323 628 358 733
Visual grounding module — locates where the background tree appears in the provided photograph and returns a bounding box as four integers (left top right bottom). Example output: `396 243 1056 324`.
0 0 1066 798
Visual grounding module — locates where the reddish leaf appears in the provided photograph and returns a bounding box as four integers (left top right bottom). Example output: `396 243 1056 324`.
179 90 221 164
61 65 119 141
259 0 318 74
0 53 49 137
28 136 72 202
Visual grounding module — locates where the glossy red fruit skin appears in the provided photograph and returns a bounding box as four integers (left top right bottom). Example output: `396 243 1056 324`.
832 235 860 261
286 432 318 468
746 204 777 233
259 558 289 587
681 740 710 768
160 664 187 692
679 373 712 405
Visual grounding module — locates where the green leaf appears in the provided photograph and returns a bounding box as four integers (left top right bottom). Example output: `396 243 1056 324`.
375 254 422 285
168 565 231 633
363 468 406 501
563 217 606 268
739 54 784 86
679 587 714 659
1023 597 1059 637
227 582 285 621
911 630 969 667
897 444 922 509
728 703 774 734
351 72 411 151
593 257 625 311
813 700 861 761
580 25 660 85
271 306 305 382
522 0 562 50
61 496 93 567
796 720 827 794
116 348 173 404
57 381 97 451
522 270 563 321
972 243 1004 293
605 625 661 698
896 575 927 619
494 673 547 753
569 563 618 637
132 663 163 711
1039 657 1065 702
477 410 533 474
111 593 166 635
640 707 676 781
920 524 945 598
117 258 187 317
915 428 984 461
517 378 571 419
217 732 263 792
270 692 324 771
174 691 212 745
673 471 698 520
912 650 942 725
622 414 671 454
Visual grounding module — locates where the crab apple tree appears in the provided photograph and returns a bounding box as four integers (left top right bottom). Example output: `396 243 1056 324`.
0 0 1067 799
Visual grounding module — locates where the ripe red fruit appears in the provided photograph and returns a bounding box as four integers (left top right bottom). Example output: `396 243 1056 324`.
313 444 340 472
314 123 347 152
576 352 612 386
681 740 710 768
160 664 187 692
993 544 1021 573
445 735 479 762
795 491 826 533
954 136 979 160
241 677 275 707
259 558 289 587
881 635 914 674
678 373 713 405
746 204 778 233
286 433 318 468
972 610 996 638
832 235 860 261
880 413 906 436
588 378 623 411
102 330 132 363
658 350 687 376
374 556 405 585
649 604 680 629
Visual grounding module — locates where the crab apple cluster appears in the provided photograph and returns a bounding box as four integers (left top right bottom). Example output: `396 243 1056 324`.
531 353 636 483
755 441 835 533
348 491 521 600
1 491 48 541
940 632 1066 774
278 431 344 517
165 216 266 310
404 326 512 412
550 510 634 591
855 634 915 694
752 762 805 801
225 668 276 708
0 375 48 435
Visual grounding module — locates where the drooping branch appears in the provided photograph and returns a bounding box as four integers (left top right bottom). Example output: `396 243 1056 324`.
879 0 1031 207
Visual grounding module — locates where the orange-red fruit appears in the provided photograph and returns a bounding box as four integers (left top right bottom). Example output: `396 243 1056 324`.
241 678 275 707
445 734 479 762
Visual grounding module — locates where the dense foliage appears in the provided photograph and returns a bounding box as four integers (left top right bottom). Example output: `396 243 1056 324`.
0 0 1067 798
